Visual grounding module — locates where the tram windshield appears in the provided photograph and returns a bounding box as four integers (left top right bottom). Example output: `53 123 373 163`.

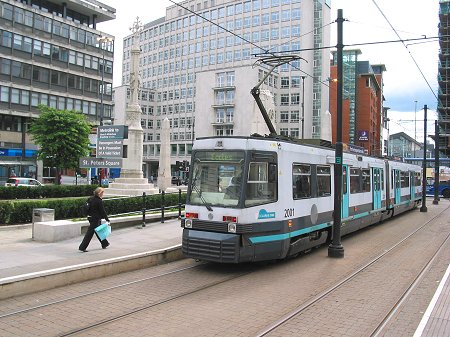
188 150 278 208
189 151 245 208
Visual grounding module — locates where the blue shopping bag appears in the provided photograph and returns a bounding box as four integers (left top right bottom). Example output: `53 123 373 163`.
95 222 111 241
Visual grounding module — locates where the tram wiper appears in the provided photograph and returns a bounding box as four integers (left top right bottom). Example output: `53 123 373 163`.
191 178 213 211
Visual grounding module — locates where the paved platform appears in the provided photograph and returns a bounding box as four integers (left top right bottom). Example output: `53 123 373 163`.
0 218 183 299
414 262 450 337
1 201 449 337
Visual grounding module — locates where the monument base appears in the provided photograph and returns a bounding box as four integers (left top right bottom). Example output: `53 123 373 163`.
105 177 159 196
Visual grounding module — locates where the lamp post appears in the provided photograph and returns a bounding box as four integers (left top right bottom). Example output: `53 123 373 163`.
301 75 306 139
97 36 113 125
96 36 113 186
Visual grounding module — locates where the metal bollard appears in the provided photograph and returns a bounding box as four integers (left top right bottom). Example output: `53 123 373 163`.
178 189 182 219
161 190 165 223
142 192 146 228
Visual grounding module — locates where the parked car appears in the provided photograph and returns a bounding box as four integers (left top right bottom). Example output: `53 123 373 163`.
4 177 42 187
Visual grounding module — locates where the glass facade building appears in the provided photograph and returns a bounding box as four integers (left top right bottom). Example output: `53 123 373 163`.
119 0 332 175
0 0 115 182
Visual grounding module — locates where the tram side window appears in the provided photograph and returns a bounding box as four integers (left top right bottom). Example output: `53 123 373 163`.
245 162 277 206
401 171 409 188
317 165 331 197
361 169 370 192
414 172 421 186
293 164 311 199
350 168 361 194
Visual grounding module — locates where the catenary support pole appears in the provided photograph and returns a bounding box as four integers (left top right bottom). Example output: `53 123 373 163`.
433 120 440 205
328 9 345 258
420 105 428 213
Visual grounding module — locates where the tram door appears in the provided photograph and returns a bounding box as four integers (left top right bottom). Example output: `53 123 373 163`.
372 168 382 210
409 171 415 200
393 169 401 204
342 165 349 218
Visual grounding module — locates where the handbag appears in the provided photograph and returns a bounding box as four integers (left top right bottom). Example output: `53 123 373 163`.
95 222 111 241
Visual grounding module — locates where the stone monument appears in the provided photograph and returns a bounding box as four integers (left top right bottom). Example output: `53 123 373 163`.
158 118 174 192
106 17 158 196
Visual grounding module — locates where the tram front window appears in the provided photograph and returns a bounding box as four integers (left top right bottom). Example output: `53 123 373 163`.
189 151 244 207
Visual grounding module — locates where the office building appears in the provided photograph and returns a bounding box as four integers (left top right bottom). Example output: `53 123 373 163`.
329 49 386 156
438 0 450 157
118 0 332 176
0 0 115 182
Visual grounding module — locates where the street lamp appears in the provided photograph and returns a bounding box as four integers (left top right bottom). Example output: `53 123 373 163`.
96 36 113 186
301 75 306 139
97 36 114 126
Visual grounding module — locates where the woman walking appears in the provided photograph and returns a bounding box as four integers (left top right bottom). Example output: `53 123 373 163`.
79 187 110 252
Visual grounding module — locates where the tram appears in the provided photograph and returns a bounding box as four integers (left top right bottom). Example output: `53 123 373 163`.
181 136 422 263
181 55 422 263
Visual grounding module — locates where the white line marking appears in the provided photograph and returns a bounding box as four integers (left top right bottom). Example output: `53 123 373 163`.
413 263 450 337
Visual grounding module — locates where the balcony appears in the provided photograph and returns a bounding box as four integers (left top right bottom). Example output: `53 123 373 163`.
211 101 235 108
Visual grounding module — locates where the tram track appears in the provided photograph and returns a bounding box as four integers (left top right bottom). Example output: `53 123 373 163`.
0 259 257 337
0 263 202 320
256 203 450 336
58 268 254 337
1 203 448 337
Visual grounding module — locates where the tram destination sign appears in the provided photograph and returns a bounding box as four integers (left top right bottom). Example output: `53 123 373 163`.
79 157 123 168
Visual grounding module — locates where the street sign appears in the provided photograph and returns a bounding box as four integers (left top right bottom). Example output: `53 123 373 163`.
97 139 123 158
97 125 128 140
79 157 122 168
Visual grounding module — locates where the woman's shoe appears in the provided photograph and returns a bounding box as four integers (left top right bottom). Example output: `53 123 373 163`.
102 242 110 249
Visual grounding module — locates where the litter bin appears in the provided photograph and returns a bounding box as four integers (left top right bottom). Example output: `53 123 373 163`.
32 208 54 240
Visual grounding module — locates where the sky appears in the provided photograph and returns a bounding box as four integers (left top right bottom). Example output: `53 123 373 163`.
96 0 439 142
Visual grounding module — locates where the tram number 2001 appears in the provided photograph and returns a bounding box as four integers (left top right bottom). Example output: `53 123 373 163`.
284 208 294 218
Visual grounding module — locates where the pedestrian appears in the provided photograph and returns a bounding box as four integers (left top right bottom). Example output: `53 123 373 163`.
79 187 110 252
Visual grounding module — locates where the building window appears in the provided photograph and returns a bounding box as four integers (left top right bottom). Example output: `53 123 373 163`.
280 94 289 106
281 77 290 88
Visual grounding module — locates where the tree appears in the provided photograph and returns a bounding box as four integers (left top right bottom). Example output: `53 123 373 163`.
28 105 92 184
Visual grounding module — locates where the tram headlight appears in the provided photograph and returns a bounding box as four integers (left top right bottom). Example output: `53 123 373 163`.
228 222 237 233
185 219 193 228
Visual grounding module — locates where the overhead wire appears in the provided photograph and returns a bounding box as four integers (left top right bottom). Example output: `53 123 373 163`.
166 1 438 97
371 0 438 103
167 0 332 86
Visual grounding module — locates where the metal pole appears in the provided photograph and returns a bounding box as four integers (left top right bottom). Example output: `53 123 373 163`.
178 189 182 219
420 105 428 213
142 192 146 227
301 76 306 139
433 120 440 204
328 9 344 258
161 190 165 223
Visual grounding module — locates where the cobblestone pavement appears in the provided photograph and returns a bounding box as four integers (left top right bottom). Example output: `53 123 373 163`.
0 200 448 337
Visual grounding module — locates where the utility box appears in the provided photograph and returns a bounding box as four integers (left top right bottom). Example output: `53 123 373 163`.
32 208 54 239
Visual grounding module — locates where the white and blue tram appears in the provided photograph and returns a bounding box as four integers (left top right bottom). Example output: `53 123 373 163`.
181 136 422 263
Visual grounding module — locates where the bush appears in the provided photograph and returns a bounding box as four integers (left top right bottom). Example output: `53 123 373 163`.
0 191 187 225
0 184 97 200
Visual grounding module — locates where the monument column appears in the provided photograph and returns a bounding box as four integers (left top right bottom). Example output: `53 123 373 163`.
105 17 159 196
120 17 144 179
